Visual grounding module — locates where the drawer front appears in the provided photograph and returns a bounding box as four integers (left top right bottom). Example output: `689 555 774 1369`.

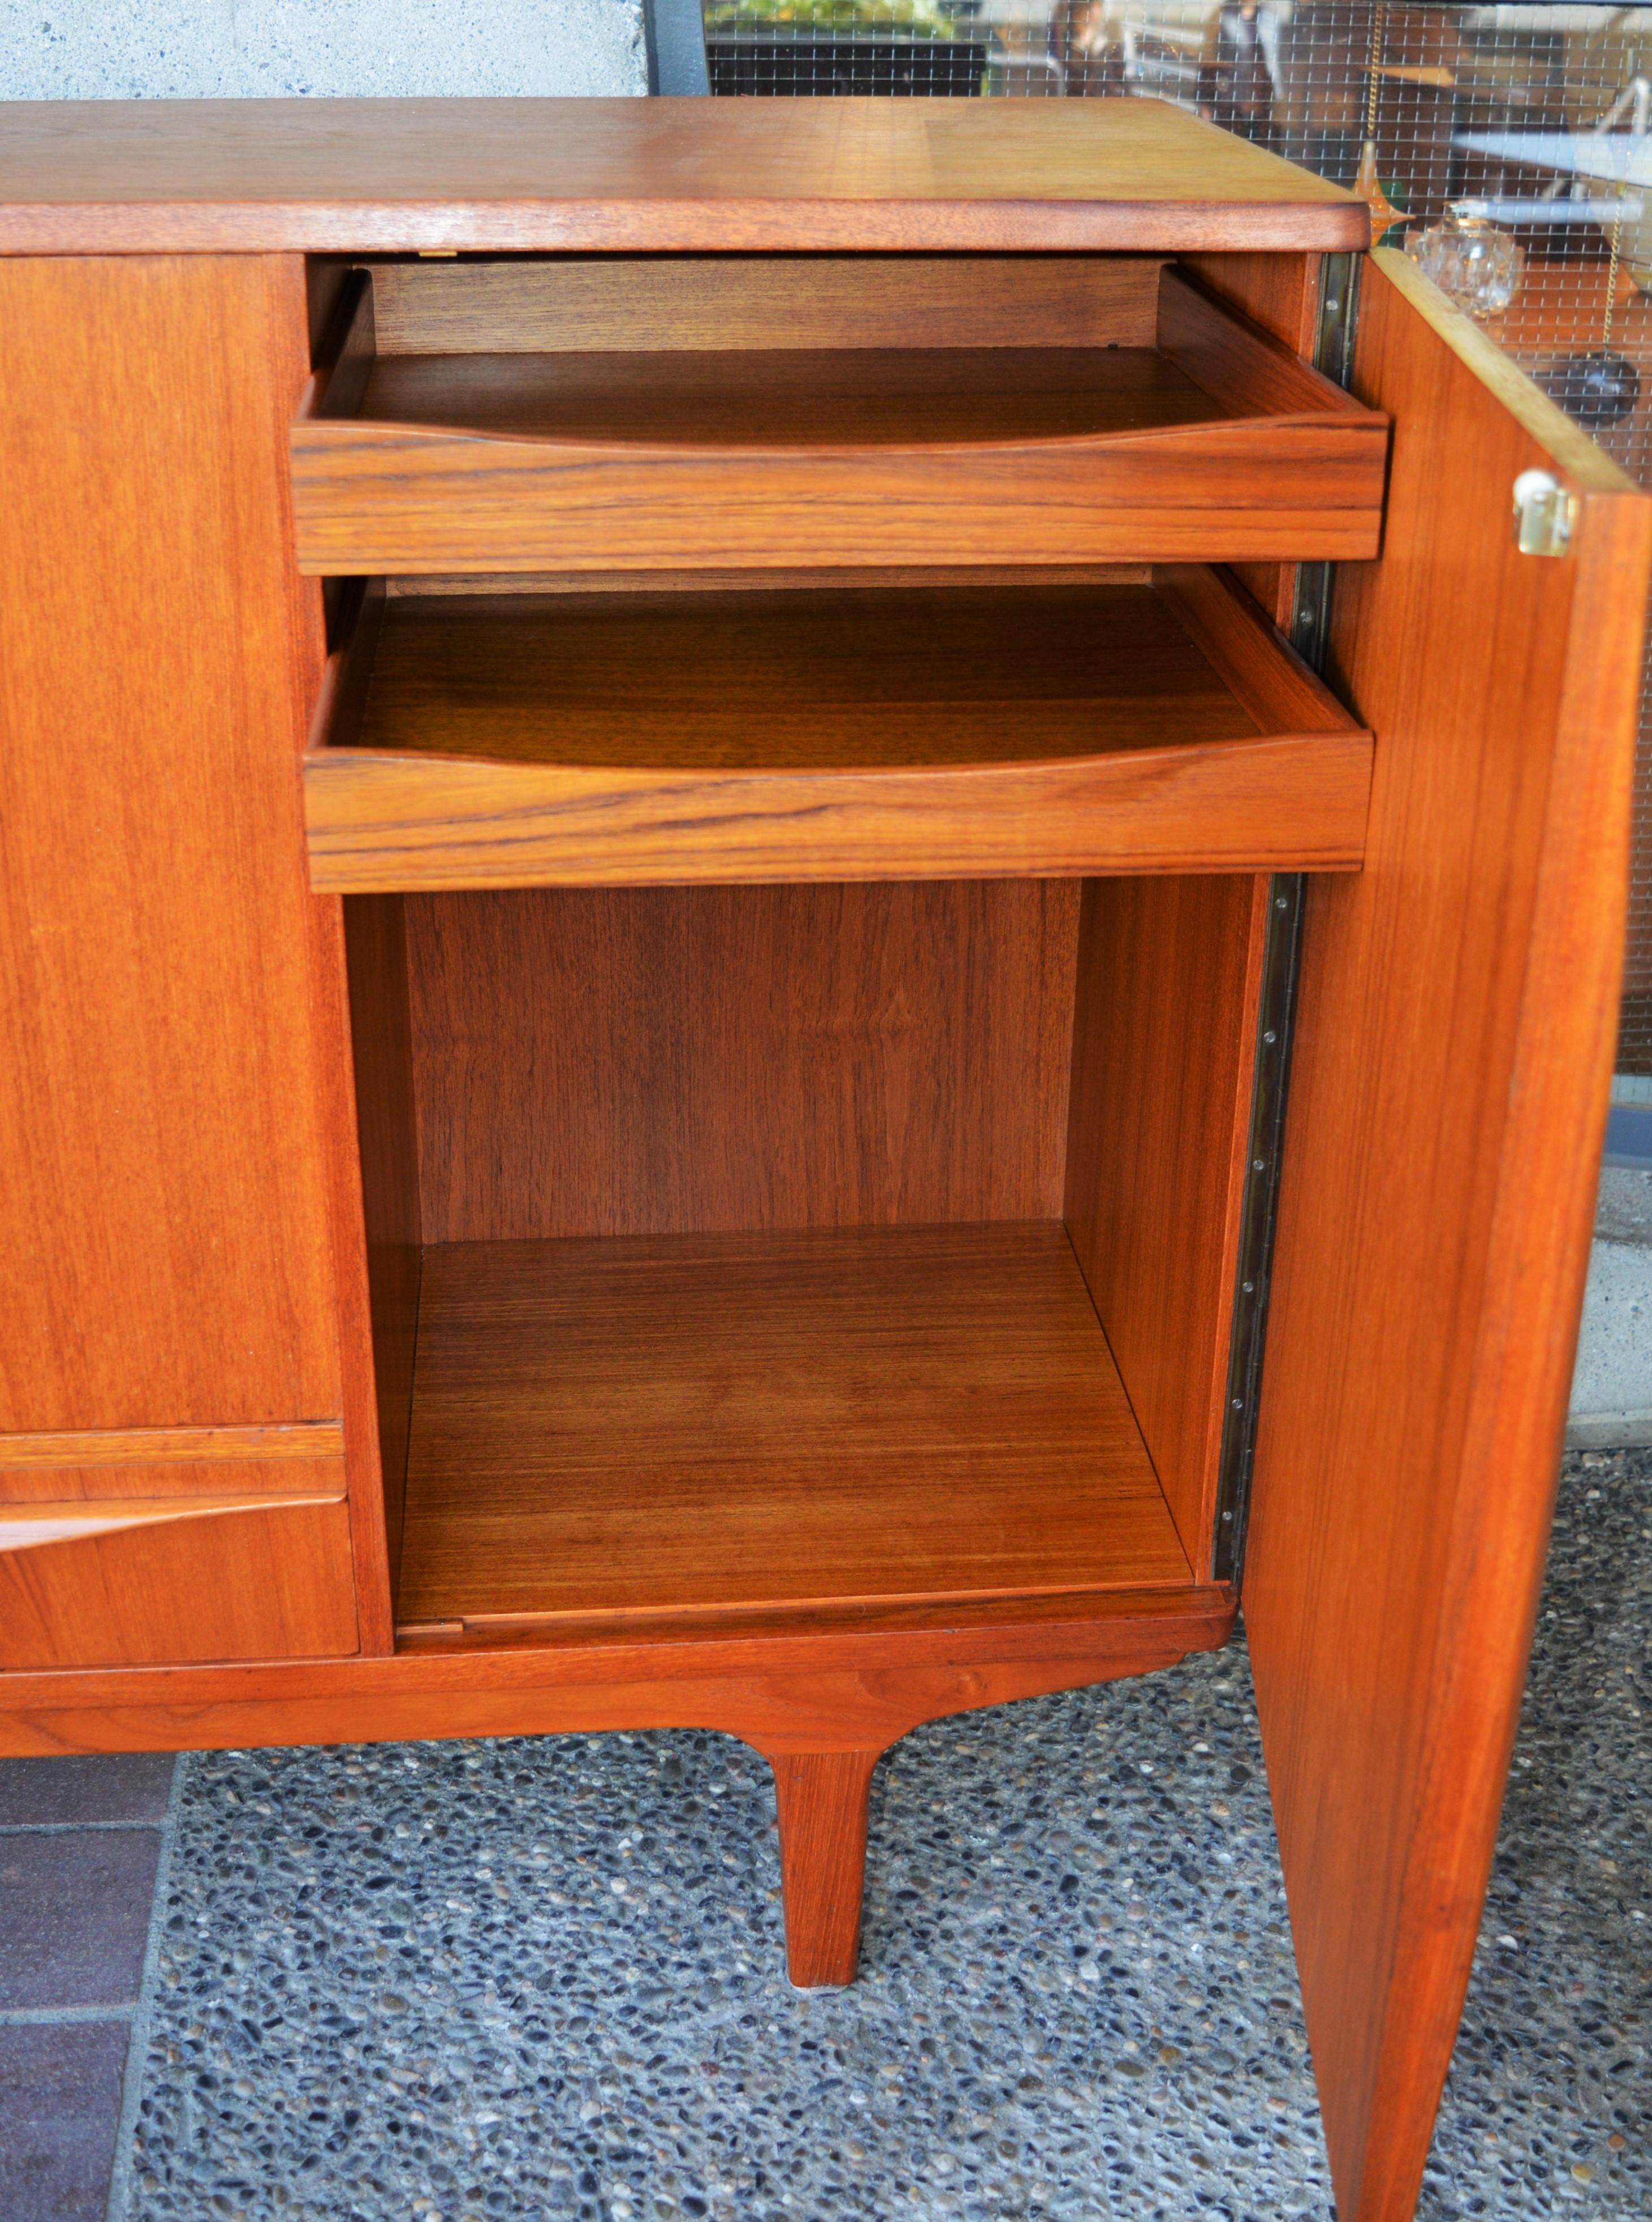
290 420 1388 577
0 1459 358 1669
0 1425 346 1500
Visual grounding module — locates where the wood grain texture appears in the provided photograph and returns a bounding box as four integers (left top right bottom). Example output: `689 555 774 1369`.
1157 265 1355 424
0 1485 343 1550
1153 564 1357 732
341 895 423 1600
0 1496 359 1670
336 583 1328 766
291 332 1387 576
0 251 393 1653
380 566 1153 598
766 1749 882 1987
0 97 1369 256
303 821 400 1658
0 1582 1236 1755
395 1224 1191 1626
308 737 1374 890
340 343 1232 443
1245 251 1652 2222
401 881 1079 1242
304 584 1373 889
1179 251 1322 628
1065 875 1267 1578
0 255 342 1435
309 266 375 421
1180 251 1322 361
0 1454 347 1508
366 253 1166 354
0 1423 344 1470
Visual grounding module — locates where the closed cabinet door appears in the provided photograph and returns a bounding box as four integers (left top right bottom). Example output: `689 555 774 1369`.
0 254 386 1663
1248 248 1652 2222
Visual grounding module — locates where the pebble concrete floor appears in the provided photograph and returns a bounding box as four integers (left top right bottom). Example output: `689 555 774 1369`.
2 1443 1628 2221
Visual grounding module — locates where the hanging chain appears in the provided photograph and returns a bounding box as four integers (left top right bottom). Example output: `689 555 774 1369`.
1365 2 1387 141
1604 186 1625 353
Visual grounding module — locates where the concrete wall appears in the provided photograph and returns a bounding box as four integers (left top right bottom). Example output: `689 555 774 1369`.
1571 1166 1652 1448
1 2 645 97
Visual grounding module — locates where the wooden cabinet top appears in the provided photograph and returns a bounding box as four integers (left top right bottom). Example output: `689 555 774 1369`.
0 95 1368 257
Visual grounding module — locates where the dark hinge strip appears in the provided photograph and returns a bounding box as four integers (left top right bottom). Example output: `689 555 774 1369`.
1213 251 1360 1587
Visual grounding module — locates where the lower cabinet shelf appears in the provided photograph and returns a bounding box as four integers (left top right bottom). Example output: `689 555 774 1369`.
394 1221 1193 1634
305 568 1373 890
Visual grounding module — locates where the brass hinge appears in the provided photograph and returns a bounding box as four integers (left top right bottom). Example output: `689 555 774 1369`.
1512 469 1577 557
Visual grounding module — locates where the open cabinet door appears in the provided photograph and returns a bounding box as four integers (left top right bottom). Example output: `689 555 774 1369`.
1245 247 1652 2222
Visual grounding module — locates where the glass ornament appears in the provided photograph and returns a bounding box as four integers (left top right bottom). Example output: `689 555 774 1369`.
1405 205 1524 317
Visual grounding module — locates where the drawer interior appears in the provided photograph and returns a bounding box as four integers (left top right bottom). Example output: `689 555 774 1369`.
307 250 1356 439
303 567 1372 890
292 251 1389 573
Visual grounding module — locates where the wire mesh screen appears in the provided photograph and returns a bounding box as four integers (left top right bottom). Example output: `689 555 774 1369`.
705 0 1652 1071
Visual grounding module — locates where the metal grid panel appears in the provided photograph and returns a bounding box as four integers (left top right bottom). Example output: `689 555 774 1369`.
705 0 1652 1071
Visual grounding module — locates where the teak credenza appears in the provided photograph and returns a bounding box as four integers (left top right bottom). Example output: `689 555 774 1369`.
0 96 1644 2222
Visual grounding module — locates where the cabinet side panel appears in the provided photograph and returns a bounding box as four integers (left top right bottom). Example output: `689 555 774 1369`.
407 882 1079 1240
0 255 340 1432
1246 257 1652 2222
1064 875 1265 1578
342 894 422 1596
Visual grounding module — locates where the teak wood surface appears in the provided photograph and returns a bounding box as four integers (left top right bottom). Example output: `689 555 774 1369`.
1065 874 1267 1578
0 1453 346 1511
0 255 400 1653
1247 252 1652 2222
0 1421 345 1474
770 1749 884 1986
0 97 1368 256
0 256 340 1437
342 894 424 1597
0 1577 1236 1989
0 252 393 1656
402 880 1080 1242
0 1488 343 1554
0 1586 1236 1758
395 1222 1189 1629
0 1495 359 1672
304 577 1372 888
291 267 1387 576
1179 247 1327 628
361 252 1167 355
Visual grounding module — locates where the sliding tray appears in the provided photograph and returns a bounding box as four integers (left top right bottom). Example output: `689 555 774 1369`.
290 256 1389 573
303 566 1373 889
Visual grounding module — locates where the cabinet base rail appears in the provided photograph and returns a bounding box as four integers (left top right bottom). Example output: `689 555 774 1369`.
0 1581 1232 1985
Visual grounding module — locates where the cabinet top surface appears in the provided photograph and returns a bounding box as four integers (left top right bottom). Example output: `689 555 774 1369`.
0 96 1367 256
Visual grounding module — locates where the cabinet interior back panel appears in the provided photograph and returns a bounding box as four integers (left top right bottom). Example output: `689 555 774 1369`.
405 881 1081 1241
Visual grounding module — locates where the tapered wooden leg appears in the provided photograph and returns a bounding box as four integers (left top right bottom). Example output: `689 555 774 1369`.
767 1747 882 1987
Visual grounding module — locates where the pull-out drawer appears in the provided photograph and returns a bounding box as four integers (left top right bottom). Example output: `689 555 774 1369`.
0 1442 359 1669
290 254 1389 575
302 564 1373 891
